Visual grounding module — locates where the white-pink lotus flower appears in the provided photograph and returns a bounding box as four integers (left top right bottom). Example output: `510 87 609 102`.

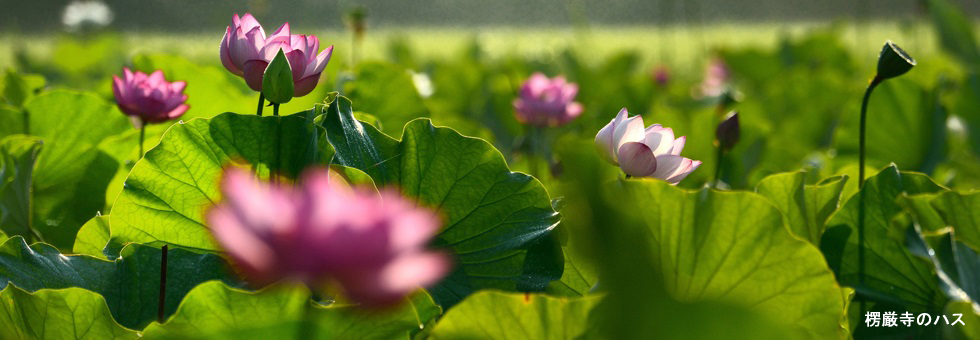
595 108 701 184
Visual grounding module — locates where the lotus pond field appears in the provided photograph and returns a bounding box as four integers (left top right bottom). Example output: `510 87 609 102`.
2 0 980 339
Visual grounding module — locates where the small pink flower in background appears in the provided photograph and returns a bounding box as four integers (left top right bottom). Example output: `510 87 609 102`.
595 108 701 184
697 57 730 98
206 167 451 307
652 65 671 87
219 13 333 97
513 73 583 127
111 68 188 126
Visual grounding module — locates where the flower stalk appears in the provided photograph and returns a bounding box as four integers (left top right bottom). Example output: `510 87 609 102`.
256 93 264 116
138 123 145 158
857 40 915 322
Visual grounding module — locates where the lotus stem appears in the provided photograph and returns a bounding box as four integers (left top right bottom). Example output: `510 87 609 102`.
139 123 146 159
858 77 879 189
857 75 880 322
256 93 265 116
713 145 724 188
274 103 282 184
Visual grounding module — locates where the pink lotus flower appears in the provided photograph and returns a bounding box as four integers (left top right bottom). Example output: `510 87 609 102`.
206 167 451 306
111 68 188 125
513 73 583 127
696 57 730 98
219 13 333 97
594 108 701 184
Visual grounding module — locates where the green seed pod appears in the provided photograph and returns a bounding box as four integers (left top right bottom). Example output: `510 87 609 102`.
876 41 916 81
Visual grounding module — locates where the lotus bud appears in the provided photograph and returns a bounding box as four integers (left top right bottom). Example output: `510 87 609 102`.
715 111 740 151
262 49 294 104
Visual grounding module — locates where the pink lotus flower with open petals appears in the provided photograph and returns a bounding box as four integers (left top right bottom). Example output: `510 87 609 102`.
206 167 451 306
111 68 188 125
219 13 333 97
513 73 583 126
595 108 701 184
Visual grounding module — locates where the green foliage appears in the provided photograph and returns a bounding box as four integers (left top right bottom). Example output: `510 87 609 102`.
428 291 600 339
756 171 848 244
0 136 41 239
72 214 111 257
926 0 980 68
345 61 428 134
319 96 564 307
821 166 949 337
834 79 947 174
109 113 326 251
0 236 240 330
621 179 845 339
0 91 131 250
2 69 46 107
0 285 136 340
142 281 440 339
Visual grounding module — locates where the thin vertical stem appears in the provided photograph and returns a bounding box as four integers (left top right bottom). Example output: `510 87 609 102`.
858 79 878 189
274 103 282 184
713 146 724 188
256 93 265 116
22 109 30 134
157 245 168 323
857 77 879 323
138 124 146 159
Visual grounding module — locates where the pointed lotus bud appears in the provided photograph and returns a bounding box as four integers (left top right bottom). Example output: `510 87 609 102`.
876 41 915 81
262 49 294 104
715 111 740 151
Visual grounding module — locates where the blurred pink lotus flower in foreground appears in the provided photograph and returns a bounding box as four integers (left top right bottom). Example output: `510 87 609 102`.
111 67 188 126
219 13 333 97
696 57 731 98
513 72 583 126
206 167 450 306
595 108 701 183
